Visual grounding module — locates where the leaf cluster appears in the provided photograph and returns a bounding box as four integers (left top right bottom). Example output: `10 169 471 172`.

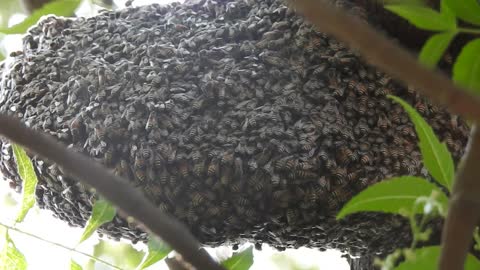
385 0 480 93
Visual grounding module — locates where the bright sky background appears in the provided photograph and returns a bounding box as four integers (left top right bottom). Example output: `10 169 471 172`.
0 0 351 269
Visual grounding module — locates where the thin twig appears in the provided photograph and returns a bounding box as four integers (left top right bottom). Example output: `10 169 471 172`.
0 115 225 270
440 124 480 270
289 0 480 122
0 221 123 270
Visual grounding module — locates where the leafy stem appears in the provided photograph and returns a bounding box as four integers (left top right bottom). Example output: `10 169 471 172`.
0 221 124 270
458 27 480 35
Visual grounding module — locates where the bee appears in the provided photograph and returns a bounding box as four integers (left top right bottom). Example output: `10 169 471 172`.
158 203 170 213
377 114 389 130
220 166 233 185
348 80 367 95
229 181 243 192
159 169 169 185
393 161 401 171
207 158 220 177
285 158 297 171
190 192 205 207
400 125 415 137
294 169 318 180
234 157 244 179
134 154 146 169
336 146 357 165
360 153 372 165
331 167 347 183
193 160 206 177
206 206 221 217
134 168 146 183
167 148 177 164
153 153 165 169
391 113 401 124
94 125 106 141
378 75 391 86
249 171 265 191
225 215 240 227
357 105 367 115
145 111 158 131
286 208 298 225
178 160 189 178
187 208 199 223
402 161 416 175
104 147 114 166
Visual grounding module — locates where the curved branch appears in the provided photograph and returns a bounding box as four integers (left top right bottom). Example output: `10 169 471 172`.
0 115 225 270
289 0 480 122
440 125 480 270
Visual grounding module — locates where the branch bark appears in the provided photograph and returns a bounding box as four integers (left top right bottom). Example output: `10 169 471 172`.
440 125 480 270
0 115 225 270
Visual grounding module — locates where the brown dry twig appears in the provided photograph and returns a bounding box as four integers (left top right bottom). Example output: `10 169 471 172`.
0 115 225 270
288 0 480 269
440 125 480 270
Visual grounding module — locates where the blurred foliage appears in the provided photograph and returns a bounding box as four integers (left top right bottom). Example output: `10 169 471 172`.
78 199 116 244
12 144 39 223
221 246 253 270
0 0 81 34
85 239 145 270
270 253 319 270
136 237 171 270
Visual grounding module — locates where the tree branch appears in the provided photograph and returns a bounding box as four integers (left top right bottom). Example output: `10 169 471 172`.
0 115 225 270
440 125 480 270
289 0 480 122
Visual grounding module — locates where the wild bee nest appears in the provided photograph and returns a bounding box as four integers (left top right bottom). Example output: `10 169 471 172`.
0 0 469 264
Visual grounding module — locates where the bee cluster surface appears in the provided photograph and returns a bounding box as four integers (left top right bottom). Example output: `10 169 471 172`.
0 0 469 262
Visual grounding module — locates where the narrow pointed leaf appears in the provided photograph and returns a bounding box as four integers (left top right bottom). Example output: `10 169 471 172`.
385 5 456 31
389 96 454 191
78 199 116 244
337 176 448 219
222 246 254 270
135 237 171 270
419 31 456 69
453 39 480 95
12 144 38 223
0 0 81 34
0 229 27 270
71 260 83 270
394 246 480 270
444 0 480 26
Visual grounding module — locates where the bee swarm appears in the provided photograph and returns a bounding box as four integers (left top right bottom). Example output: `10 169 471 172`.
0 0 469 267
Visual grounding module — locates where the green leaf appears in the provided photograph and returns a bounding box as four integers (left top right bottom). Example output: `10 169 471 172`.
222 246 254 270
78 199 116 244
419 31 456 69
389 96 455 191
440 0 455 19
71 260 83 270
12 144 38 223
0 227 28 270
135 237 171 270
453 38 480 95
337 176 449 219
385 5 456 31
444 0 480 26
0 51 4 62
394 246 480 270
0 0 81 34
